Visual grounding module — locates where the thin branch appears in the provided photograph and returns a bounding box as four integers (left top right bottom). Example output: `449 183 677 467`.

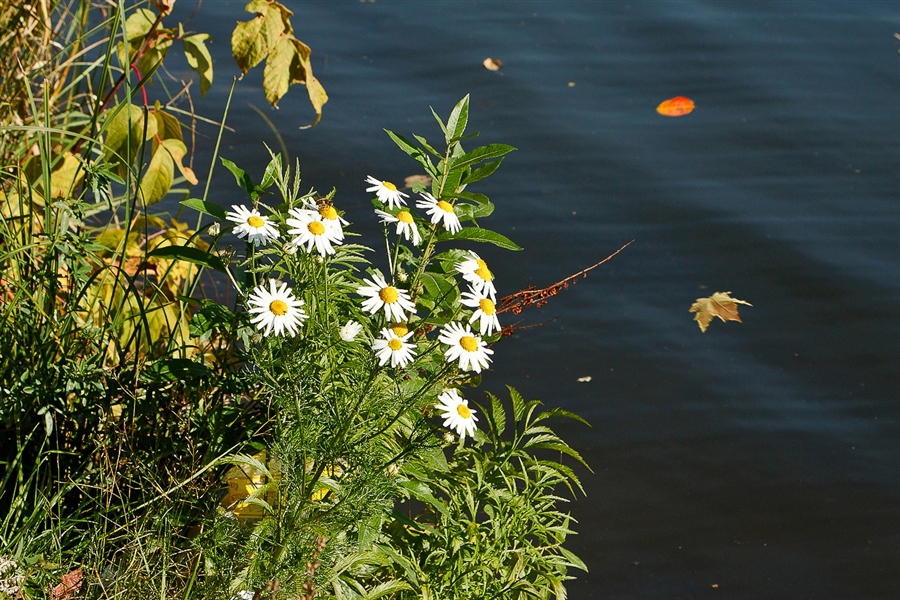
497 239 633 316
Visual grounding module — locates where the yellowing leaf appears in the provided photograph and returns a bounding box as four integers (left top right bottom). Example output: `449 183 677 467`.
42 152 85 199
182 33 213 96
262 35 296 106
656 96 695 117
230 0 327 123
160 138 198 185
689 291 752 332
138 143 175 206
104 104 157 176
231 13 267 75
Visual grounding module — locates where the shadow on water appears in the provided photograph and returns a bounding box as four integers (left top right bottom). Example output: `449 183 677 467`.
164 1 900 597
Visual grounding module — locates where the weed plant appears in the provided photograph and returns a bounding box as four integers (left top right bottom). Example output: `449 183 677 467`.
0 2 588 598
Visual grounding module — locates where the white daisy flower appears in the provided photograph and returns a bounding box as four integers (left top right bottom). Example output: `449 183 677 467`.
375 208 422 246
247 279 307 337
415 192 462 234
286 208 343 257
339 320 363 342
295 199 349 239
460 286 501 336
438 321 493 373
226 205 280 246
372 327 417 368
436 389 478 439
366 175 409 210
456 251 497 301
356 274 417 322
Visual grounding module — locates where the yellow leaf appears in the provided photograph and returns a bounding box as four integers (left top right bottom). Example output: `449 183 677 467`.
138 143 175 206
45 152 85 199
161 138 198 185
689 291 752 332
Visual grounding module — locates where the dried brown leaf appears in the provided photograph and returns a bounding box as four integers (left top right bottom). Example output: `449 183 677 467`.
50 569 82 600
689 291 752 332
403 174 432 189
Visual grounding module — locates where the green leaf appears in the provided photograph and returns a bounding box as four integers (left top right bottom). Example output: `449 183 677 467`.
430 106 447 136
182 33 213 96
220 157 256 197
472 200 494 218
137 35 172 80
437 227 522 251
260 152 282 189
445 94 470 144
146 245 226 272
456 191 490 205
463 158 503 185
489 393 506 438
189 302 235 338
398 480 451 519
384 130 437 176
142 358 212 382
413 134 441 158
180 198 227 220
124 8 157 44
449 143 516 171
138 143 174 206
103 103 156 175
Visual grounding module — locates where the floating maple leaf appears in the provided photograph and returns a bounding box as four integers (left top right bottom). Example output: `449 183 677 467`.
656 96 695 117
689 291 752 332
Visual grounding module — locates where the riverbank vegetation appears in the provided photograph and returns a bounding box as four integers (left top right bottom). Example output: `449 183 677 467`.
0 2 587 598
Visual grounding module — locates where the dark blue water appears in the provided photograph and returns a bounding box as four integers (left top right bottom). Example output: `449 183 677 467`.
167 1 900 597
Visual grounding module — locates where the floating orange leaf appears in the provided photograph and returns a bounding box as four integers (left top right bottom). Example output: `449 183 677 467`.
656 96 695 117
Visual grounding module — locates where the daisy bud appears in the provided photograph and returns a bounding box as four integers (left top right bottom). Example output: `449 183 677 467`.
283 240 298 255
208 222 220 237
339 320 363 342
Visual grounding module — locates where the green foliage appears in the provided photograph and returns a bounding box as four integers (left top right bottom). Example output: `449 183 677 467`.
0 3 587 597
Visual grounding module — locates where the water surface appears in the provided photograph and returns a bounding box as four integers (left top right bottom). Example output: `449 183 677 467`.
168 1 900 597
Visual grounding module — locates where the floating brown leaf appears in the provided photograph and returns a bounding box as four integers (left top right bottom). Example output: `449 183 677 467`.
403 174 432 189
483 57 502 71
689 291 751 332
656 96 695 117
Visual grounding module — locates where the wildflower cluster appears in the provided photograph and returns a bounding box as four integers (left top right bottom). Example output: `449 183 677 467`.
222 170 510 438
192 97 584 598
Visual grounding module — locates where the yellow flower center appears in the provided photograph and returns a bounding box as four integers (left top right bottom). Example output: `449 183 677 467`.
459 335 479 352
390 323 409 337
474 259 492 282
269 299 288 316
437 200 454 213
388 338 403 351
247 215 265 228
308 221 325 235
319 205 338 220
397 210 414 224
379 286 399 304
383 181 397 191
456 403 471 419
479 298 496 315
